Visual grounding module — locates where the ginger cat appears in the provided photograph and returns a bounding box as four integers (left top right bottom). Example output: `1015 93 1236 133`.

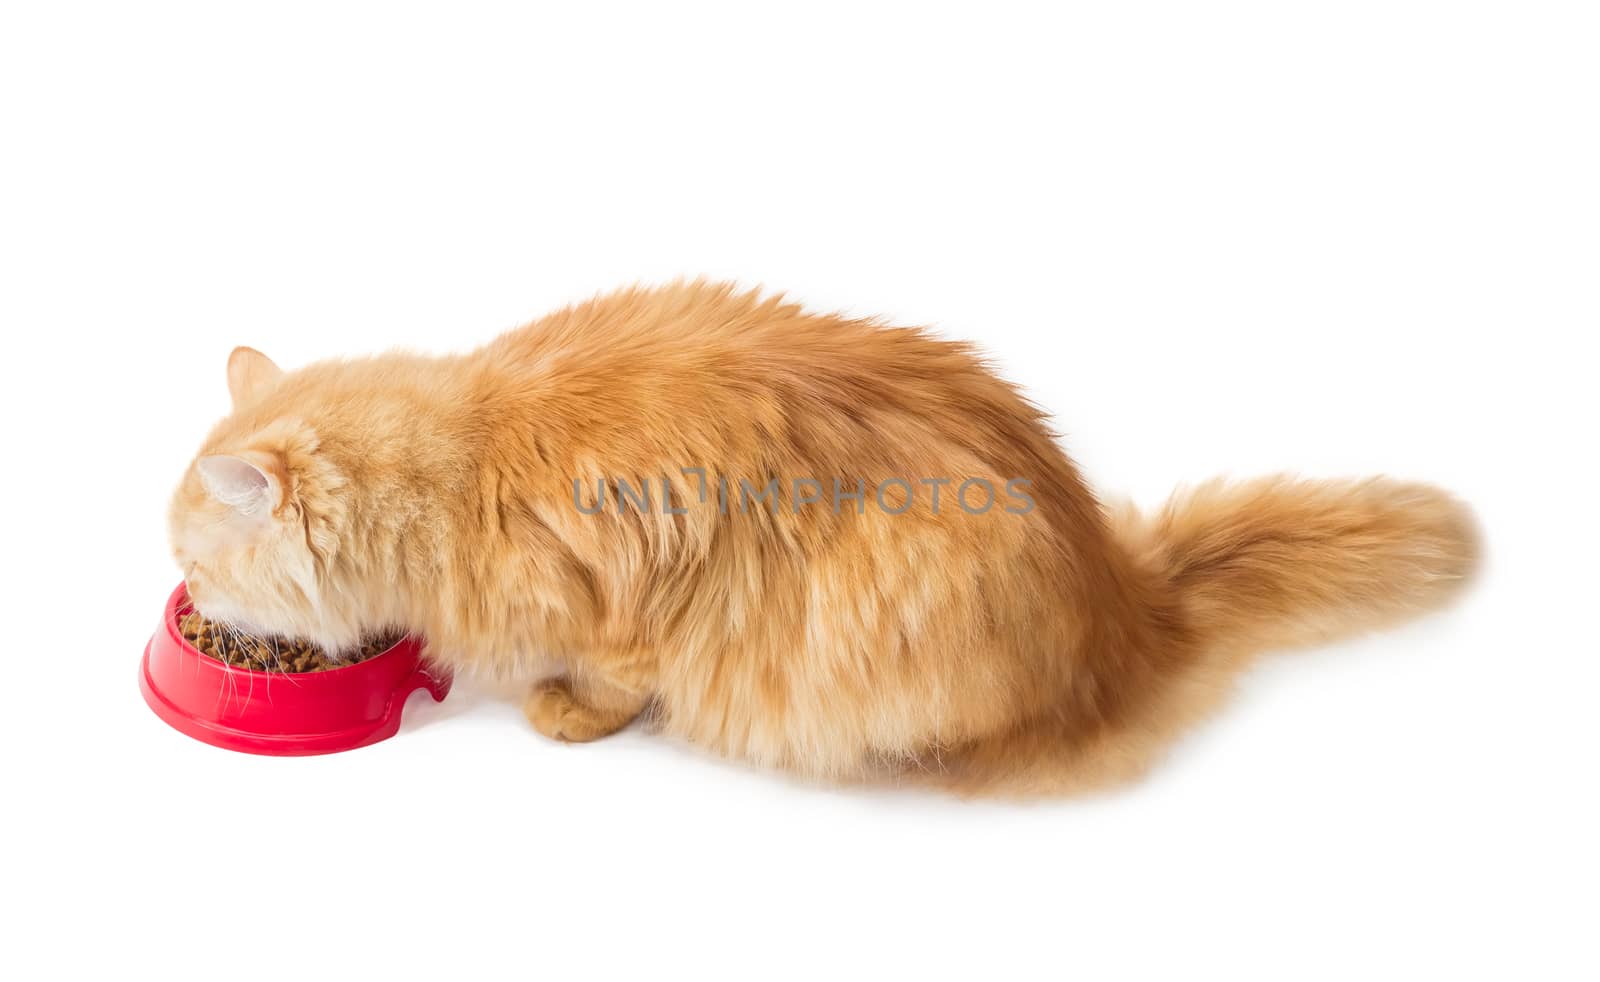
168 282 1478 794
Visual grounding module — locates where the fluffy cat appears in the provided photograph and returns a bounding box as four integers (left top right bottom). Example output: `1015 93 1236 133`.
168 282 1478 794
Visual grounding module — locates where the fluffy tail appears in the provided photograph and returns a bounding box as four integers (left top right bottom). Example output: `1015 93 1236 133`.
1125 476 1480 657
938 477 1479 797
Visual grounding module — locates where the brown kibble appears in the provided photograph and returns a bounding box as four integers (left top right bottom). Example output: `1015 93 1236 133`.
179 610 400 674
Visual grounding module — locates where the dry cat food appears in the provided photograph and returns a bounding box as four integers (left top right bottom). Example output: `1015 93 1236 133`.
179 610 401 673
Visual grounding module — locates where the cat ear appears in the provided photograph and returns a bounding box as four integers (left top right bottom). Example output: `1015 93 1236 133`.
196 453 282 516
227 346 283 408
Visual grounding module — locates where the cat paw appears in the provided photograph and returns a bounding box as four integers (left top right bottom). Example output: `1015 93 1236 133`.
524 676 629 743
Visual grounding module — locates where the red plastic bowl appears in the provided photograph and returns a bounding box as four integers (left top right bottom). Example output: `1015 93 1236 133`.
140 583 451 755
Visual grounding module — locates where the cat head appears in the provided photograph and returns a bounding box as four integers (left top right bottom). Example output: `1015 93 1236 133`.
168 347 362 649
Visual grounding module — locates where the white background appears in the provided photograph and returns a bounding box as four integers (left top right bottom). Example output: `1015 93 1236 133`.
3 2 1596 979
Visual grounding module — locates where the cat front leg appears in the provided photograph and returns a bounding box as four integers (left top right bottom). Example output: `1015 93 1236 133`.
524 666 650 743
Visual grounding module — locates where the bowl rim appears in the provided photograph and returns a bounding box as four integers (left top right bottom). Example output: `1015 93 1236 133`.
164 584 416 680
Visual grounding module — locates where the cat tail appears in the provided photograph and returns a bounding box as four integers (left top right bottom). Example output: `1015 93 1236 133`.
934 476 1478 799
1122 476 1481 658
940 477 1479 797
